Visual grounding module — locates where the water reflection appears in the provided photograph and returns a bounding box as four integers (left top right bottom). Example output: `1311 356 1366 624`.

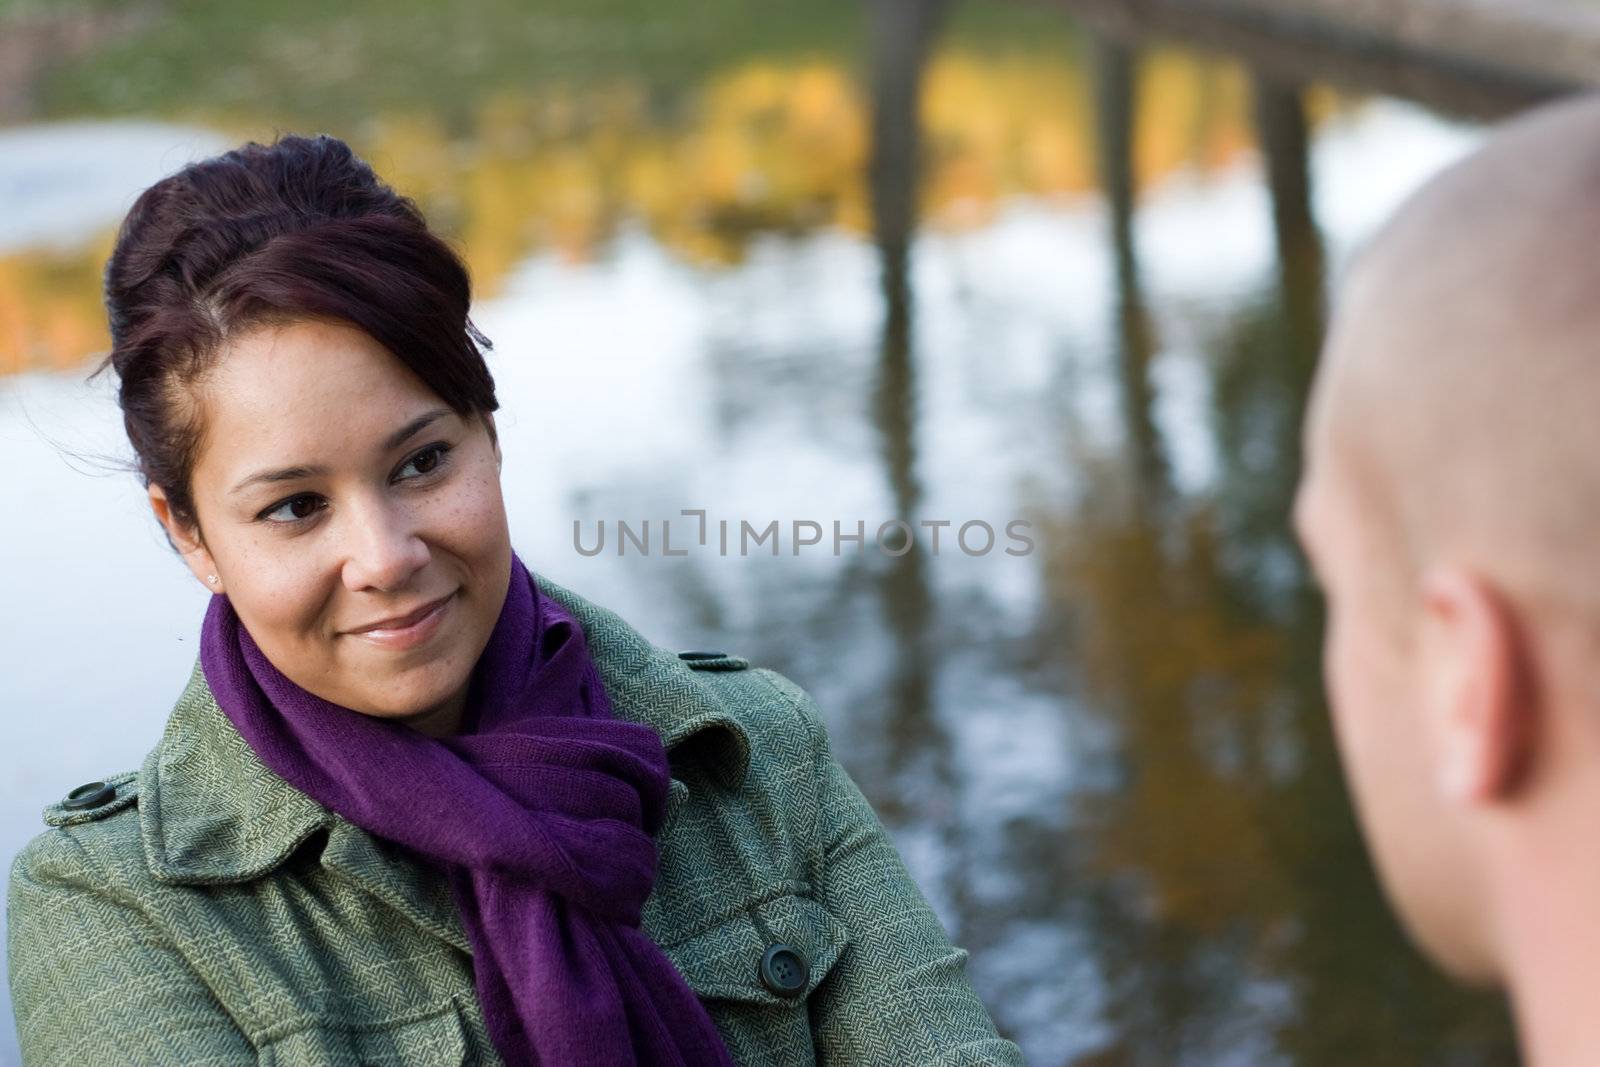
1048 42 1514 1067
865 0 941 838
0 2 1520 1063
0 40 1309 376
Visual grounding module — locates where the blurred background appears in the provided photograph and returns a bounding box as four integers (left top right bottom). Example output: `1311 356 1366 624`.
5 0 1584 1063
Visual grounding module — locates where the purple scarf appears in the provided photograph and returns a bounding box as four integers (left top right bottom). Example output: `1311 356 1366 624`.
199 551 736 1067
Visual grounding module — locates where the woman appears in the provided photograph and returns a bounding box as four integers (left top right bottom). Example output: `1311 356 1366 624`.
5 134 1020 1066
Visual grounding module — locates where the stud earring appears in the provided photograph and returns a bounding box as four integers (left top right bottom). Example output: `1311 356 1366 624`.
207 574 219 585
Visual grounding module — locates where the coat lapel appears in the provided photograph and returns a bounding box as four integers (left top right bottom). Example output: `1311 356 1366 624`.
139 656 478 954
139 655 330 886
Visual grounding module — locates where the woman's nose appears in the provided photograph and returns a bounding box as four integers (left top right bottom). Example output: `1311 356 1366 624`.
340 497 430 593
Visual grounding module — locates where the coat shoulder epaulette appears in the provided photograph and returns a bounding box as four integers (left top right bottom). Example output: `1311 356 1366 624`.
674 649 750 672
40 769 140 828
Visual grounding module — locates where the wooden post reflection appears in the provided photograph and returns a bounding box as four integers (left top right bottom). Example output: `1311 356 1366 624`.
864 0 957 898
1092 34 1171 516
1252 74 1325 460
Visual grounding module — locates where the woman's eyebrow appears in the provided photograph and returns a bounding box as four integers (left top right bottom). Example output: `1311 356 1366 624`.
381 407 452 451
228 407 453 496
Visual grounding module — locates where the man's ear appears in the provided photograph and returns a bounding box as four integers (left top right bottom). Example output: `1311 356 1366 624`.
148 484 223 593
1418 566 1536 804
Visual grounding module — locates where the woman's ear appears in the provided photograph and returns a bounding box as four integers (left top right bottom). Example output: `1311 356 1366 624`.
148 484 224 593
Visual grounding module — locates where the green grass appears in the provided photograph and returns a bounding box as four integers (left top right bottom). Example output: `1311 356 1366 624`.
24 0 868 127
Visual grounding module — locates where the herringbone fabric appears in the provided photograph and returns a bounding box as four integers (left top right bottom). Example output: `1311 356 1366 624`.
7 575 1024 1066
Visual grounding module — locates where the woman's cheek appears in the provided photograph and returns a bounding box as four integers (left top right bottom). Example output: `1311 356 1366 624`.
440 465 508 550
229 538 337 641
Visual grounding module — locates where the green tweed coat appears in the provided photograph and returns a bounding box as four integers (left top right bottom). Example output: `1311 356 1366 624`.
7 576 1022 1066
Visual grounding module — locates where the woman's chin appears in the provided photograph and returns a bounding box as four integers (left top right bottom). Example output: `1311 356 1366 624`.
351 639 470 697
344 665 467 722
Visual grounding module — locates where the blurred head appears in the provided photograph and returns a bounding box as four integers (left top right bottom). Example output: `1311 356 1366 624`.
96 134 511 735
1295 93 1600 985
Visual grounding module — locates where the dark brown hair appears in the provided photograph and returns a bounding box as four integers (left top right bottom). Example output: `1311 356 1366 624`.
91 132 497 541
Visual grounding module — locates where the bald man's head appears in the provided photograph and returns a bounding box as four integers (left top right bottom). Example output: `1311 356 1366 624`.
1295 92 1600 1000
1307 94 1600 618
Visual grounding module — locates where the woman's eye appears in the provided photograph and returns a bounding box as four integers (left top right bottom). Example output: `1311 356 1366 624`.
261 494 324 524
255 444 452 526
397 442 452 480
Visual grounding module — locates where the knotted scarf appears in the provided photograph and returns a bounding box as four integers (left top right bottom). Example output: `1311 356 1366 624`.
198 551 736 1067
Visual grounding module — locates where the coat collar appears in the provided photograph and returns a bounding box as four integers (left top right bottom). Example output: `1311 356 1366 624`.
140 573 751 902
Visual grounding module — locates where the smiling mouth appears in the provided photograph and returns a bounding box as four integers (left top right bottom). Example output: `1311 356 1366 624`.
348 592 452 634
346 591 456 649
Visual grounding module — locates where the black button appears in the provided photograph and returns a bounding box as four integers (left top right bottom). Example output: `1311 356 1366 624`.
678 650 727 661
758 943 809 997
62 781 115 810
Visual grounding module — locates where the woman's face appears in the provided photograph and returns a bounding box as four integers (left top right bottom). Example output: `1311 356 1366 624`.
149 316 511 737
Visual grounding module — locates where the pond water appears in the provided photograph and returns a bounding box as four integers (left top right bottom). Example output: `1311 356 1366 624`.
0 2 1523 1063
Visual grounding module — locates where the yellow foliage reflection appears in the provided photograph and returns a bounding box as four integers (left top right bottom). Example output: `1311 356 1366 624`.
1050 494 1294 934
2 48 1339 376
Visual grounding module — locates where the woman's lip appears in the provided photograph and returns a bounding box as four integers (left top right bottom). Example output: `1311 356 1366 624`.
348 592 454 650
